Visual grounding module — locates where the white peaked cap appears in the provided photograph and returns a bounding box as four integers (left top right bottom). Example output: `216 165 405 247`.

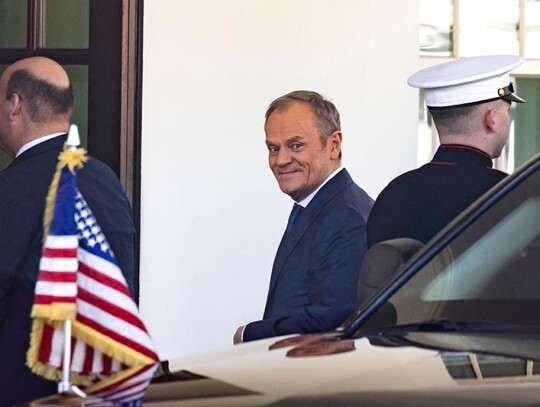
408 55 525 108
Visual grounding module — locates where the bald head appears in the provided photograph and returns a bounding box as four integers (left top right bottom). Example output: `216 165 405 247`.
6 56 70 89
0 57 73 156
2 57 73 123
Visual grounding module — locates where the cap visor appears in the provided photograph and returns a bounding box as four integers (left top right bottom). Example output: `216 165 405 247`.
504 93 526 103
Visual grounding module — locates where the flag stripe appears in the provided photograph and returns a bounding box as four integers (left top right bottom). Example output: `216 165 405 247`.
78 247 128 286
79 259 132 297
37 324 54 365
34 270 77 283
78 286 145 331
103 355 112 373
49 328 64 368
92 363 158 395
39 257 79 272
76 311 158 361
35 281 78 297
43 234 79 249
91 349 103 374
71 340 82 373
42 247 78 258
33 295 77 305
82 344 93 374
77 271 138 316
107 385 147 402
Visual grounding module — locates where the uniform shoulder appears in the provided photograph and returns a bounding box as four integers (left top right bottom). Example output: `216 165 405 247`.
379 167 423 195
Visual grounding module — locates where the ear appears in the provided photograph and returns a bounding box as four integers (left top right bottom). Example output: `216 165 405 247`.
7 93 23 121
328 131 342 159
484 108 497 133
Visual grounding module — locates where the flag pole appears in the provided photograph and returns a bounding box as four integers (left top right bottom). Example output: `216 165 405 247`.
60 319 70 392
57 125 87 399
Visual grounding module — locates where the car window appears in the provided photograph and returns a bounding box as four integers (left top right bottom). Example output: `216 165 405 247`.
442 353 529 380
364 165 540 329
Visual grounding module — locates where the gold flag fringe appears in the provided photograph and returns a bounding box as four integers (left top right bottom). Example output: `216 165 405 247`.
72 320 156 369
27 318 155 385
30 302 77 321
27 320 62 381
27 320 92 382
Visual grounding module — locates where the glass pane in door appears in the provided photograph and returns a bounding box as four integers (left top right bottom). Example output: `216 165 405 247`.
64 65 88 147
0 0 27 48
40 0 89 48
513 77 540 170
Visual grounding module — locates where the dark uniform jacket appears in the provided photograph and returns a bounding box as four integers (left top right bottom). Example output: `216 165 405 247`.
0 135 135 407
367 144 507 247
243 169 373 342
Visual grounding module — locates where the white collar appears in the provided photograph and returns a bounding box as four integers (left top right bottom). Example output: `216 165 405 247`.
16 132 65 157
296 166 344 208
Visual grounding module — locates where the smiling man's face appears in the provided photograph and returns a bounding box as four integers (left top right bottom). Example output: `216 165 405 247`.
265 101 341 202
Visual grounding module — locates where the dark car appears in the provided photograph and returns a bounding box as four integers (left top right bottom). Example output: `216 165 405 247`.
145 152 540 406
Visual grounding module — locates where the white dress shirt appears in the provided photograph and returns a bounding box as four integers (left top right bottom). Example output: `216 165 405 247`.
16 132 65 158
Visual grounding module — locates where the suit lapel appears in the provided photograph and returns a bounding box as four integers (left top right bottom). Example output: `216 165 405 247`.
266 169 354 296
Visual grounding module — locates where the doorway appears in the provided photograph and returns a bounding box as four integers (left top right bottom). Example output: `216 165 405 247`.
0 0 143 297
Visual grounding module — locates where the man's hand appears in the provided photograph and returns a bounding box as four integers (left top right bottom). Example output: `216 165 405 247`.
233 325 245 345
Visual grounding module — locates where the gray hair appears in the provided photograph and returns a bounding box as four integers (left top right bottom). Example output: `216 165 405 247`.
265 90 342 158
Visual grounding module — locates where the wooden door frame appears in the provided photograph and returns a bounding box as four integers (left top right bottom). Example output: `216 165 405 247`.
120 0 142 204
120 0 144 299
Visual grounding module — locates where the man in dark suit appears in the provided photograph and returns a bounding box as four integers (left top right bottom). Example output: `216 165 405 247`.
234 90 373 343
0 57 135 406
368 55 526 247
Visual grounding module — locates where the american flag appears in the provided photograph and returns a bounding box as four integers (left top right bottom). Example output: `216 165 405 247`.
27 147 159 405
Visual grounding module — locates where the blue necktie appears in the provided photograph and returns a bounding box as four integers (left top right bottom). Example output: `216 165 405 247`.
285 203 303 235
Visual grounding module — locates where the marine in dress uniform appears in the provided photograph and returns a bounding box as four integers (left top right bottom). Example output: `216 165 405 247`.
367 55 526 247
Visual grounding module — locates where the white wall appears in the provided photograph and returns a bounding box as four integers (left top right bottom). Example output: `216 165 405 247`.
140 0 419 359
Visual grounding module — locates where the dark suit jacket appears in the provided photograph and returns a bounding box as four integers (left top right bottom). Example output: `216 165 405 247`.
243 169 373 342
367 144 507 247
0 135 135 406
